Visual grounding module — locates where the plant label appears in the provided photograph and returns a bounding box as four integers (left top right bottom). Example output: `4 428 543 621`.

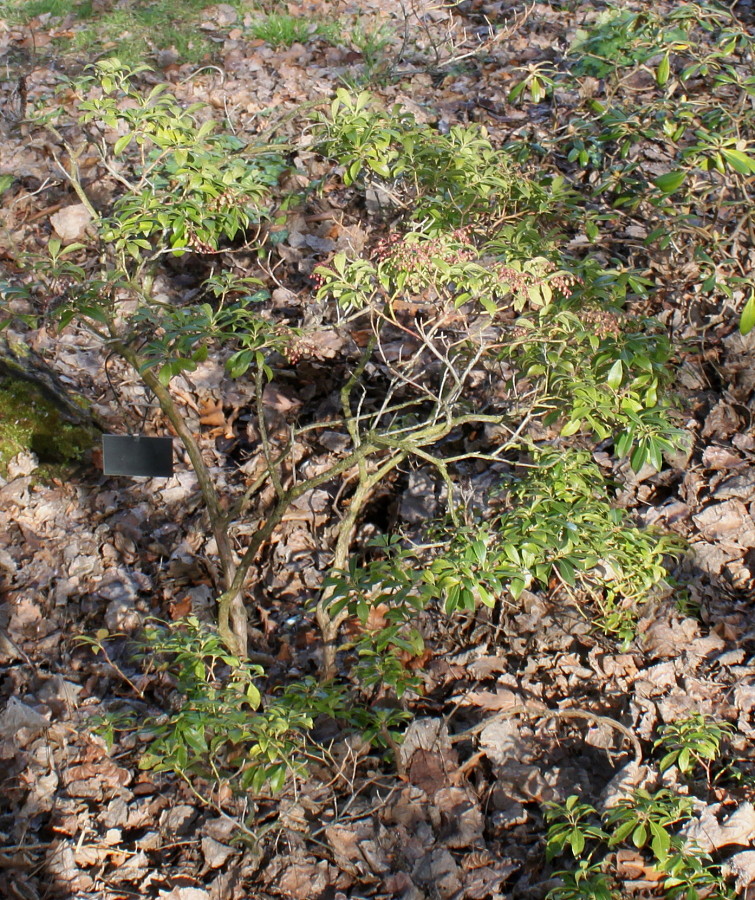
102 435 173 477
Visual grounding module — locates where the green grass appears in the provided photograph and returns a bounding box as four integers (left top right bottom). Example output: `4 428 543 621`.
0 0 344 64
3 0 72 16
337 20 397 88
71 3 215 66
249 13 318 48
0 0 391 74
4 0 222 65
1 0 220 64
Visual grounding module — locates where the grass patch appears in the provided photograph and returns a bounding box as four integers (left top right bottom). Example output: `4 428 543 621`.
0 0 344 64
249 13 322 48
71 3 213 66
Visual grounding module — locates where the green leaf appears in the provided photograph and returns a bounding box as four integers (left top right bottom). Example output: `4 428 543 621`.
656 53 670 86
606 358 623 390
646 439 664 472
630 443 648 472
182 727 208 754
569 829 585 856
347 159 362 184
269 765 287 792
508 80 527 103
740 292 755 335
246 682 261 709
632 822 648 848
555 558 576 585
113 133 133 155
721 147 755 175
614 430 633 458
560 418 582 437
653 170 686 193
477 584 495 607
367 157 391 178
610 819 638 844
445 583 461 613
649 821 670 861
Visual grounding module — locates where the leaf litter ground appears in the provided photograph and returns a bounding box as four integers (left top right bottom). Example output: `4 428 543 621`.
1 1 755 898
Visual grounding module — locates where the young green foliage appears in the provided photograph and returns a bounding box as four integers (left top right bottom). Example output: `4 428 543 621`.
429 449 683 641
545 795 608 862
603 789 694 864
545 783 735 900
545 713 737 899
654 714 733 777
134 618 314 794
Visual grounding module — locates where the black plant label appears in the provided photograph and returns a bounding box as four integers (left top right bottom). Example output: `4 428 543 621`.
102 435 173 478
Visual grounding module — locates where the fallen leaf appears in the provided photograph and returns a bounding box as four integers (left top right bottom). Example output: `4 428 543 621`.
435 786 484 848
682 802 755 853
169 595 193 619
693 500 755 546
50 204 92 242
159 888 210 900
723 850 755 891
0 697 49 742
463 689 521 711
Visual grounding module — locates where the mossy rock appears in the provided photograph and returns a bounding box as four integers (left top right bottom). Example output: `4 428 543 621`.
0 375 98 480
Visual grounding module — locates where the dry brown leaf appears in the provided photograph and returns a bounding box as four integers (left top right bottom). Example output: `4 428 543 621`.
435 786 484 848
49 203 92 242
723 850 755 891
683 802 755 853
159 888 210 900
0 697 50 744
463 688 520 711
169 596 193 619
466 656 509 678
693 499 755 546
200 411 226 428
408 748 456 797
201 836 236 870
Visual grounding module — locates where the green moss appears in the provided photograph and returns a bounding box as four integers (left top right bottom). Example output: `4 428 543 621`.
0 376 96 481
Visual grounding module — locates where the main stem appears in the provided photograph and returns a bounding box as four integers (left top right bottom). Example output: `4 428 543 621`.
113 341 238 582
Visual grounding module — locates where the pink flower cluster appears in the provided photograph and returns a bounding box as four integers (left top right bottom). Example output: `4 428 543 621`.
206 188 245 212
284 335 319 364
581 308 622 337
371 227 476 270
311 270 327 290
492 263 579 302
492 263 533 295
548 270 579 299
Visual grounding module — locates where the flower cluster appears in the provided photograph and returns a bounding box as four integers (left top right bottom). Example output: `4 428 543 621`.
581 308 622 337
371 227 476 269
284 335 320 365
548 270 579 299
206 188 246 212
493 263 535 296
310 270 328 291
185 231 217 253
369 227 479 296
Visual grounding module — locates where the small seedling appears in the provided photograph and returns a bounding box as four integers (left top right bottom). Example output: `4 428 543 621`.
654 714 733 778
